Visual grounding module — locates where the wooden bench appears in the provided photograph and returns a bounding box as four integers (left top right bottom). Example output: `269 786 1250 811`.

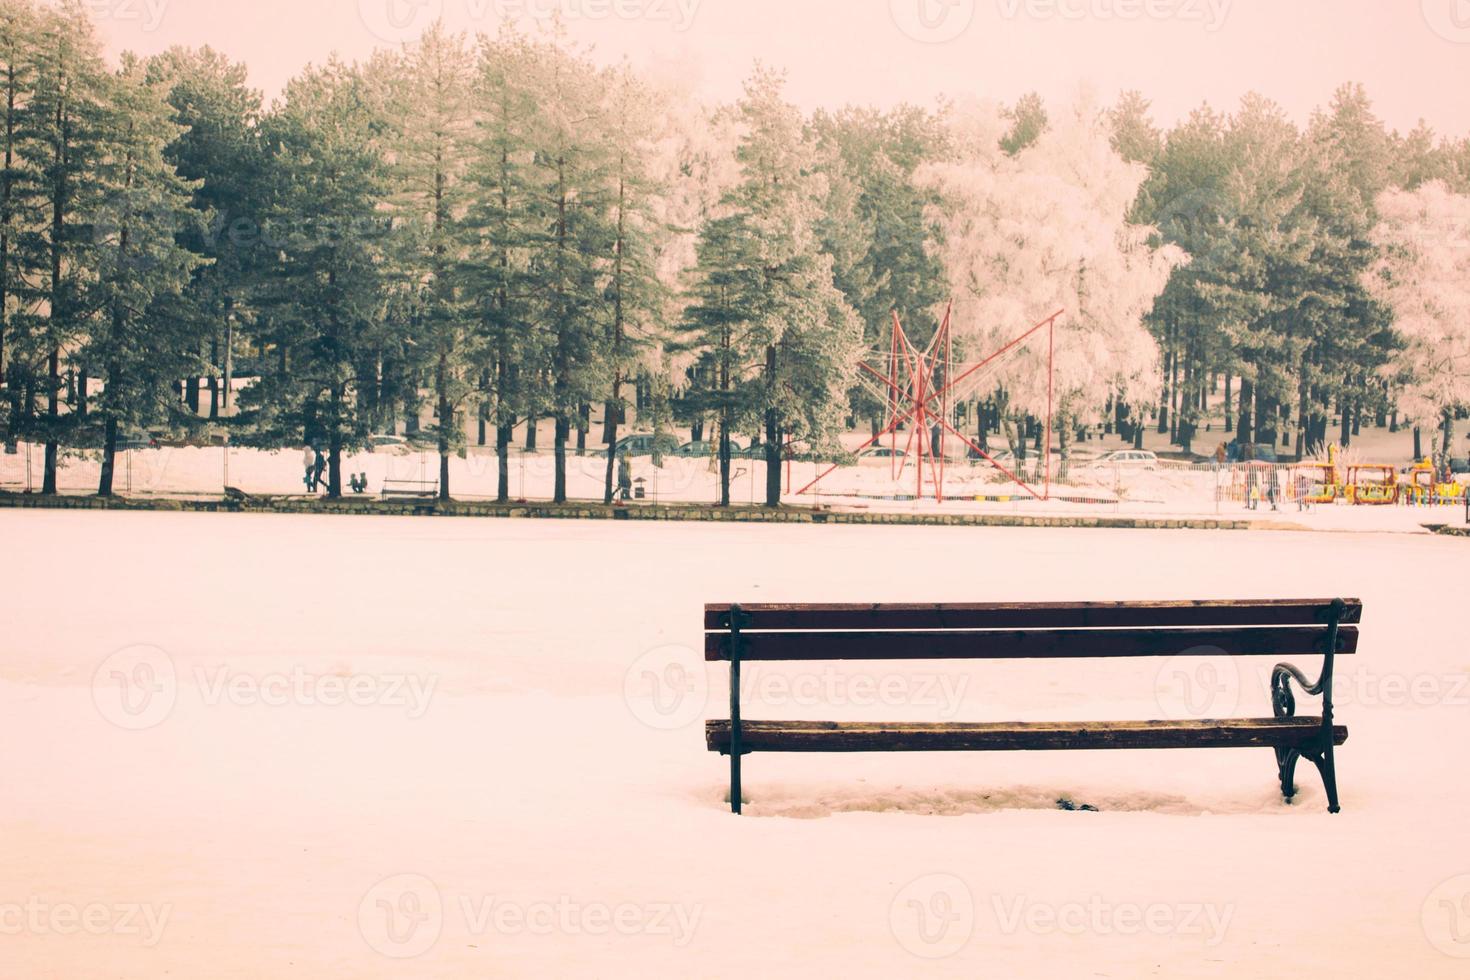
381 479 439 501
705 598 1358 815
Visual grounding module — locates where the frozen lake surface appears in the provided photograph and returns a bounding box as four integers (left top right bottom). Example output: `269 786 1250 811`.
2 510 1468 976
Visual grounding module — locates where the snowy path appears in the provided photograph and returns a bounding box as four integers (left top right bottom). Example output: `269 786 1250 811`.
2 511 1468 976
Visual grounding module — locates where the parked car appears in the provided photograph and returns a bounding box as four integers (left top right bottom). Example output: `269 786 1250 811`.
368 433 408 451
113 430 160 452
673 440 715 458
613 433 680 458
858 447 908 461
1087 449 1160 470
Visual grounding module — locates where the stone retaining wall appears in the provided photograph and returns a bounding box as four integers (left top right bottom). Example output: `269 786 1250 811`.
0 491 1258 531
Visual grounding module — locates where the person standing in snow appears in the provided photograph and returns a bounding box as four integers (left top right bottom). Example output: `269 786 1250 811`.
313 446 327 492
303 444 317 492
618 449 633 501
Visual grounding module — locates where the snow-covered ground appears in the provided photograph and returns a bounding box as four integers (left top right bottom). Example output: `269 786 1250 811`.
3 511 1469 976
4 432 1468 535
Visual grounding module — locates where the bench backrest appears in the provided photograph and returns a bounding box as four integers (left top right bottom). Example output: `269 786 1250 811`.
703 599 1361 662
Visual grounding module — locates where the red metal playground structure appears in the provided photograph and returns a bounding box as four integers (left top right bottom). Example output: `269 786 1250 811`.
796 303 1065 504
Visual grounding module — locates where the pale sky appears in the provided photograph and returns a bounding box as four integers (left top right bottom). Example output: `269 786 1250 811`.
86 0 1470 136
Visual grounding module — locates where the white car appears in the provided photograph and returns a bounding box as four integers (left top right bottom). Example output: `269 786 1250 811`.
1088 450 1160 470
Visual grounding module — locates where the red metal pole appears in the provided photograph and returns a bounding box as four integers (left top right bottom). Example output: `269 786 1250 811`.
1044 317 1054 501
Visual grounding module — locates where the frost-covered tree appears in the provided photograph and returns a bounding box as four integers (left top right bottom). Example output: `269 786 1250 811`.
595 63 674 503
683 68 861 506
528 43 618 503
463 30 542 502
918 95 1182 468
1365 181 1470 464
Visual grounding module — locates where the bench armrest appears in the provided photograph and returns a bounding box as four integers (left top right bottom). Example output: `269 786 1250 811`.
1271 598 1346 722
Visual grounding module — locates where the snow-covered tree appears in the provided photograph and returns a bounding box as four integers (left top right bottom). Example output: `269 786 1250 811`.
1365 181 1470 464
682 67 862 506
918 94 1183 466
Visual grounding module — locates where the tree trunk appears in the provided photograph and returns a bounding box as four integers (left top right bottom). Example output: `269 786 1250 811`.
478 368 490 447
553 416 569 503
602 399 619 445
718 417 732 508
437 351 451 501
496 421 512 503
208 334 220 419
1413 426 1422 460
525 415 537 451
1157 341 1172 434
43 345 58 494
603 380 623 506
1236 378 1254 446
98 414 118 496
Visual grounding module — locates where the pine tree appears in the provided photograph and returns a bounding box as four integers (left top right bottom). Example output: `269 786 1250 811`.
381 23 474 501
146 45 268 425
0 0 40 448
524 41 615 504
463 31 542 503
23 0 111 493
86 54 205 494
598 63 670 503
684 68 861 507
245 59 386 497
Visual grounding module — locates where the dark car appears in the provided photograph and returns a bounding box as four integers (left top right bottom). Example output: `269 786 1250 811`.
673 440 715 458
613 433 680 458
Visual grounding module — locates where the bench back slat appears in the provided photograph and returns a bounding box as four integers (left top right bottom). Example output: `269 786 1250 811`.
704 599 1361 632
703 625 1358 662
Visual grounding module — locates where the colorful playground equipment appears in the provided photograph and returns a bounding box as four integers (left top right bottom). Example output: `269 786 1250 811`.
1345 464 1399 505
1290 445 1340 505
1402 458 1469 505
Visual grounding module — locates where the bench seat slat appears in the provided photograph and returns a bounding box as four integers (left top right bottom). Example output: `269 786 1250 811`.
704 599 1361 632
706 718 1349 753
704 625 1358 662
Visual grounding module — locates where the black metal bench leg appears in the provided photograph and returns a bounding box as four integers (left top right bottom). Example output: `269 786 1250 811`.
729 604 744 815
1275 747 1300 803
1296 745 1341 814
1316 742 1341 814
